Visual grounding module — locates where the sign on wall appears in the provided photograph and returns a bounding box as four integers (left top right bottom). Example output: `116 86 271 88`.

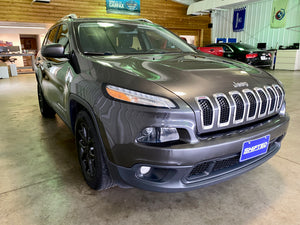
233 7 246 32
270 0 289 28
106 0 140 15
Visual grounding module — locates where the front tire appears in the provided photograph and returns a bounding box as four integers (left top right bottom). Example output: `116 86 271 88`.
75 110 113 190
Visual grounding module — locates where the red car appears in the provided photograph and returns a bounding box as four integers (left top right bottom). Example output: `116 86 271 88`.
197 47 224 57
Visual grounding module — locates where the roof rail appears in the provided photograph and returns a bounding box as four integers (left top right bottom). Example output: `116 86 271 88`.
132 18 153 23
61 14 78 20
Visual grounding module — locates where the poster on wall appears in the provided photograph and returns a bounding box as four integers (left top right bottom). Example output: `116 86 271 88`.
233 7 246 32
270 0 289 28
106 0 140 15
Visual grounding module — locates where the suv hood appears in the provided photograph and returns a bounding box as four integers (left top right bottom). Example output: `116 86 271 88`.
92 53 277 103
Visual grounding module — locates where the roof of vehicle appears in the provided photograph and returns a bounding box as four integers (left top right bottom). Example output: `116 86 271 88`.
58 14 154 25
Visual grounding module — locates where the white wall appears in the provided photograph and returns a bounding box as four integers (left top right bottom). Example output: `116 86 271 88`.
0 22 50 67
0 33 24 67
212 0 300 49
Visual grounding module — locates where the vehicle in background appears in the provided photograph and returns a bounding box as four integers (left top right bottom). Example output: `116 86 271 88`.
197 47 224 57
206 43 272 68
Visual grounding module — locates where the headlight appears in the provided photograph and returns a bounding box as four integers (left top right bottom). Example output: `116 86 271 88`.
136 127 180 143
105 85 176 108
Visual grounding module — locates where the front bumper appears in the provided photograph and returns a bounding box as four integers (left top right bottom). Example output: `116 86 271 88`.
108 115 289 192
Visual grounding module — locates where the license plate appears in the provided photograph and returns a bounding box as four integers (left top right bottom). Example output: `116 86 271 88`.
261 56 267 60
240 135 270 162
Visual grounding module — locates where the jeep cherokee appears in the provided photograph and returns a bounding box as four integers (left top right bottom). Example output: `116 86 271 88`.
34 15 289 192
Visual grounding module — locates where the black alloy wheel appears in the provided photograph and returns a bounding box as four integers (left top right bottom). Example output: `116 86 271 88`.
37 83 56 118
75 110 113 190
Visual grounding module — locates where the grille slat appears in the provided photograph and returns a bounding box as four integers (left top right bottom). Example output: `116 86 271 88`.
216 96 230 124
245 92 257 118
266 87 276 113
257 89 268 115
232 93 245 122
196 85 283 131
275 85 284 110
198 98 213 127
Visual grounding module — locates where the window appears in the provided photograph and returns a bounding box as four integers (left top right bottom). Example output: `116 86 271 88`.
76 21 195 55
56 24 70 54
45 25 60 45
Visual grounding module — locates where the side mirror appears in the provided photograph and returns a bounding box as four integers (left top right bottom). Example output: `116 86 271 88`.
41 44 69 58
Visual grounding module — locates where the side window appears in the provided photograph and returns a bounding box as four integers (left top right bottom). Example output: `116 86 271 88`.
46 25 60 45
56 24 70 54
223 45 233 52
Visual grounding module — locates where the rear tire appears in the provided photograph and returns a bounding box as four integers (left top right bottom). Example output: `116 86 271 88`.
75 110 113 190
37 83 56 118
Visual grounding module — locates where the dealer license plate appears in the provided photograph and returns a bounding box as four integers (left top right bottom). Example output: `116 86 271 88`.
261 56 267 60
240 135 270 162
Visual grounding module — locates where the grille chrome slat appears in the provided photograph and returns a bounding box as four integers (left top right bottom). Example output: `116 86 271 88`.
255 88 269 118
230 91 246 124
273 84 284 111
196 97 214 130
265 86 277 114
243 89 258 121
196 84 283 131
214 93 231 127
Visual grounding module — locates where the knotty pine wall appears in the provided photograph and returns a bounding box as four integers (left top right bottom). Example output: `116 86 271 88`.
0 0 211 46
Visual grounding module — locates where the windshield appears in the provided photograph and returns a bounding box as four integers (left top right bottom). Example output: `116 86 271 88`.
75 21 195 55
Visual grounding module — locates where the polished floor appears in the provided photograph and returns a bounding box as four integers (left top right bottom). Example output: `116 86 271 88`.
0 70 299 225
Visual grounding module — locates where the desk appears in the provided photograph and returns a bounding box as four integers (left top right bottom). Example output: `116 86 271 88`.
0 53 35 71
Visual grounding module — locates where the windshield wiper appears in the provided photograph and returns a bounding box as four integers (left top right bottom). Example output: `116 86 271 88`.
83 51 113 56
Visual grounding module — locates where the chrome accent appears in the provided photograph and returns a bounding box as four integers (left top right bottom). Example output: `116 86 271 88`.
273 84 284 111
229 91 246 124
254 87 269 118
196 84 284 131
214 93 231 127
243 89 259 121
264 86 277 114
233 82 248 88
195 96 214 130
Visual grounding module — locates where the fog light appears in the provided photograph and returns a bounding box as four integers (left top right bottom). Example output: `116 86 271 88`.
136 127 179 143
140 166 151 175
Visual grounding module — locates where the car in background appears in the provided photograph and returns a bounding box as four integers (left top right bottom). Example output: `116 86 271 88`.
206 43 272 68
197 47 224 57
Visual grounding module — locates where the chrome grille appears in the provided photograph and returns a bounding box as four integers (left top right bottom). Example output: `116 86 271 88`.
245 91 257 119
197 98 213 128
196 84 284 131
215 94 230 126
266 86 276 113
256 88 268 117
230 92 245 123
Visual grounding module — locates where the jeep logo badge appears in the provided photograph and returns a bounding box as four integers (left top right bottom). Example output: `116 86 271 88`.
233 82 249 88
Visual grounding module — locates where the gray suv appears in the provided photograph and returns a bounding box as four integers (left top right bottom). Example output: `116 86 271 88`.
35 15 289 192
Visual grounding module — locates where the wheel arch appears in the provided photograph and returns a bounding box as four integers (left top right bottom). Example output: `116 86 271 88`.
69 94 113 161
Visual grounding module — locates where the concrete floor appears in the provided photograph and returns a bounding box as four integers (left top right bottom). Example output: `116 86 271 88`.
0 70 299 225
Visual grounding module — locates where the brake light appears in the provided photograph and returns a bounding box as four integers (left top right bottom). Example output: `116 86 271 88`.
268 53 272 57
246 53 258 59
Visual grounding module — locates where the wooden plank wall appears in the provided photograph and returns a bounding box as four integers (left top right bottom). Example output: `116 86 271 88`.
0 0 211 46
